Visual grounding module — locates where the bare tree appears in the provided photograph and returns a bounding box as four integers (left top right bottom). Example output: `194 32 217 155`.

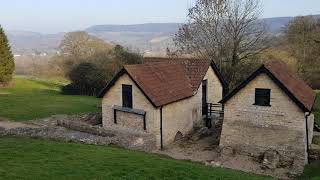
285 16 320 88
174 0 269 88
59 31 113 60
57 31 114 74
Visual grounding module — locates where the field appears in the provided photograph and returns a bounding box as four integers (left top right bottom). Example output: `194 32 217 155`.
0 77 319 179
0 136 269 180
0 76 100 121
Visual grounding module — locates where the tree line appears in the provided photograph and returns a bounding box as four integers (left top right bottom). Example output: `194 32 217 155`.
1 0 319 94
57 31 143 96
4 30 142 96
174 0 320 90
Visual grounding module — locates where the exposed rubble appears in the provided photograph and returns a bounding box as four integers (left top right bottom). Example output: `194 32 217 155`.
0 114 156 152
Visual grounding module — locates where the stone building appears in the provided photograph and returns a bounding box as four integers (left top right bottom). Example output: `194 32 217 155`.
219 60 316 174
98 57 227 149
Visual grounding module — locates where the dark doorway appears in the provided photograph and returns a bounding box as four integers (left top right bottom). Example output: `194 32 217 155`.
122 84 133 108
202 80 207 115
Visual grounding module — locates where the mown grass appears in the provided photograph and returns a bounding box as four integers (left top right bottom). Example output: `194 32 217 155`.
0 77 99 121
0 136 270 180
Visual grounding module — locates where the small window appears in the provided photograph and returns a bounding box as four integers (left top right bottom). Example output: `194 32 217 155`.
254 88 271 106
122 85 132 108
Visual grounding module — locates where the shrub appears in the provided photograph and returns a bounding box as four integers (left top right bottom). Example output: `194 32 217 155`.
62 62 107 96
60 83 79 95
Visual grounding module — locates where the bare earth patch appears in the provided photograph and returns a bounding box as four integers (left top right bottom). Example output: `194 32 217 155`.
0 92 11 96
0 118 38 129
154 129 292 179
154 136 220 163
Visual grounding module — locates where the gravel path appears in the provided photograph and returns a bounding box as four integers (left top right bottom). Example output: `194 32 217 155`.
0 119 38 130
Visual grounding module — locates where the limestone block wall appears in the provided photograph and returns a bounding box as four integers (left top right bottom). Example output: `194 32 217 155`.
307 113 314 146
102 74 160 135
203 66 224 103
220 73 308 171
162 86 202 145
102 67 224 148
116 111 145 131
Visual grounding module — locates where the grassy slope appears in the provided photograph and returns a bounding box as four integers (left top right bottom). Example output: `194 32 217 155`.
0 78 318 179
0 137 269 180
0 77 99 121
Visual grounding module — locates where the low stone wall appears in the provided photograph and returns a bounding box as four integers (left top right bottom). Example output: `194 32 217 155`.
0 117 156 152
220 143 306 178
56 119 156 151
56 119 114 137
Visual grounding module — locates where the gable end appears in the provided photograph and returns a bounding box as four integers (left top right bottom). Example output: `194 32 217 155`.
97 68 157 107
220 65 313 112
210 61 228 95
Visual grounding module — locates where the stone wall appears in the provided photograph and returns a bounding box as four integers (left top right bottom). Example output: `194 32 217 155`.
220 73 308 174
162 87 202 145
116 111 145 131
160 66 224 145
203 66 224 103
101 67 224 148
102 74 160 135
307 113 314 146
0 118 156 152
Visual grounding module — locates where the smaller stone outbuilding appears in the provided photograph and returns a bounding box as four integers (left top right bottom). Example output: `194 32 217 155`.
98 57 227 149
219 60 316 174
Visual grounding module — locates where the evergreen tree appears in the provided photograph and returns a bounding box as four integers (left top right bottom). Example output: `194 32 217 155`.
0 25 15 84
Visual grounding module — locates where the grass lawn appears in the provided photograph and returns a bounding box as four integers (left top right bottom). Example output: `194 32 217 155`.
0 136 269 180
0 76 100 121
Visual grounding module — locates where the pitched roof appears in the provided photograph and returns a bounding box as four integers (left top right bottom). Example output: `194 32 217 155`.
98 57 227 107
220 60 316 112
144 57 227 91
98 62 194 107
98 58 226 107
124 62 194 107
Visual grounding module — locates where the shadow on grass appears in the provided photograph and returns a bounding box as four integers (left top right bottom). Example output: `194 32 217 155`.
299 161 320 179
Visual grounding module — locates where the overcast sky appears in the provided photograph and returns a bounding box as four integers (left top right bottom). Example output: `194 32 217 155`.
1 0 320 33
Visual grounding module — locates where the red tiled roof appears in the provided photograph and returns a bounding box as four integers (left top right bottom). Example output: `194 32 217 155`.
264 60 316 111
145 57 213 91
98 57 226 107
124 62 194 107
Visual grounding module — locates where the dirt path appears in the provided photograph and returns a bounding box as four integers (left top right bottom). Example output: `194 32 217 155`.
0 119 38 130
154 136 220 163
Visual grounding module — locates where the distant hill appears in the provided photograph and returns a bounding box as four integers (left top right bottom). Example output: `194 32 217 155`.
262 17 292 34
7 31 64 55
86 23 182 33
7 15 320 55
85 23 182 53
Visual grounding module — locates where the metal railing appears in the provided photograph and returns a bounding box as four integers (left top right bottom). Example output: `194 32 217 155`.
204 103 224 128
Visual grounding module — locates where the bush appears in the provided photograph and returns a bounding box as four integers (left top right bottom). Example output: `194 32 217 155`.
61 62 107 96
60 84 79 95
